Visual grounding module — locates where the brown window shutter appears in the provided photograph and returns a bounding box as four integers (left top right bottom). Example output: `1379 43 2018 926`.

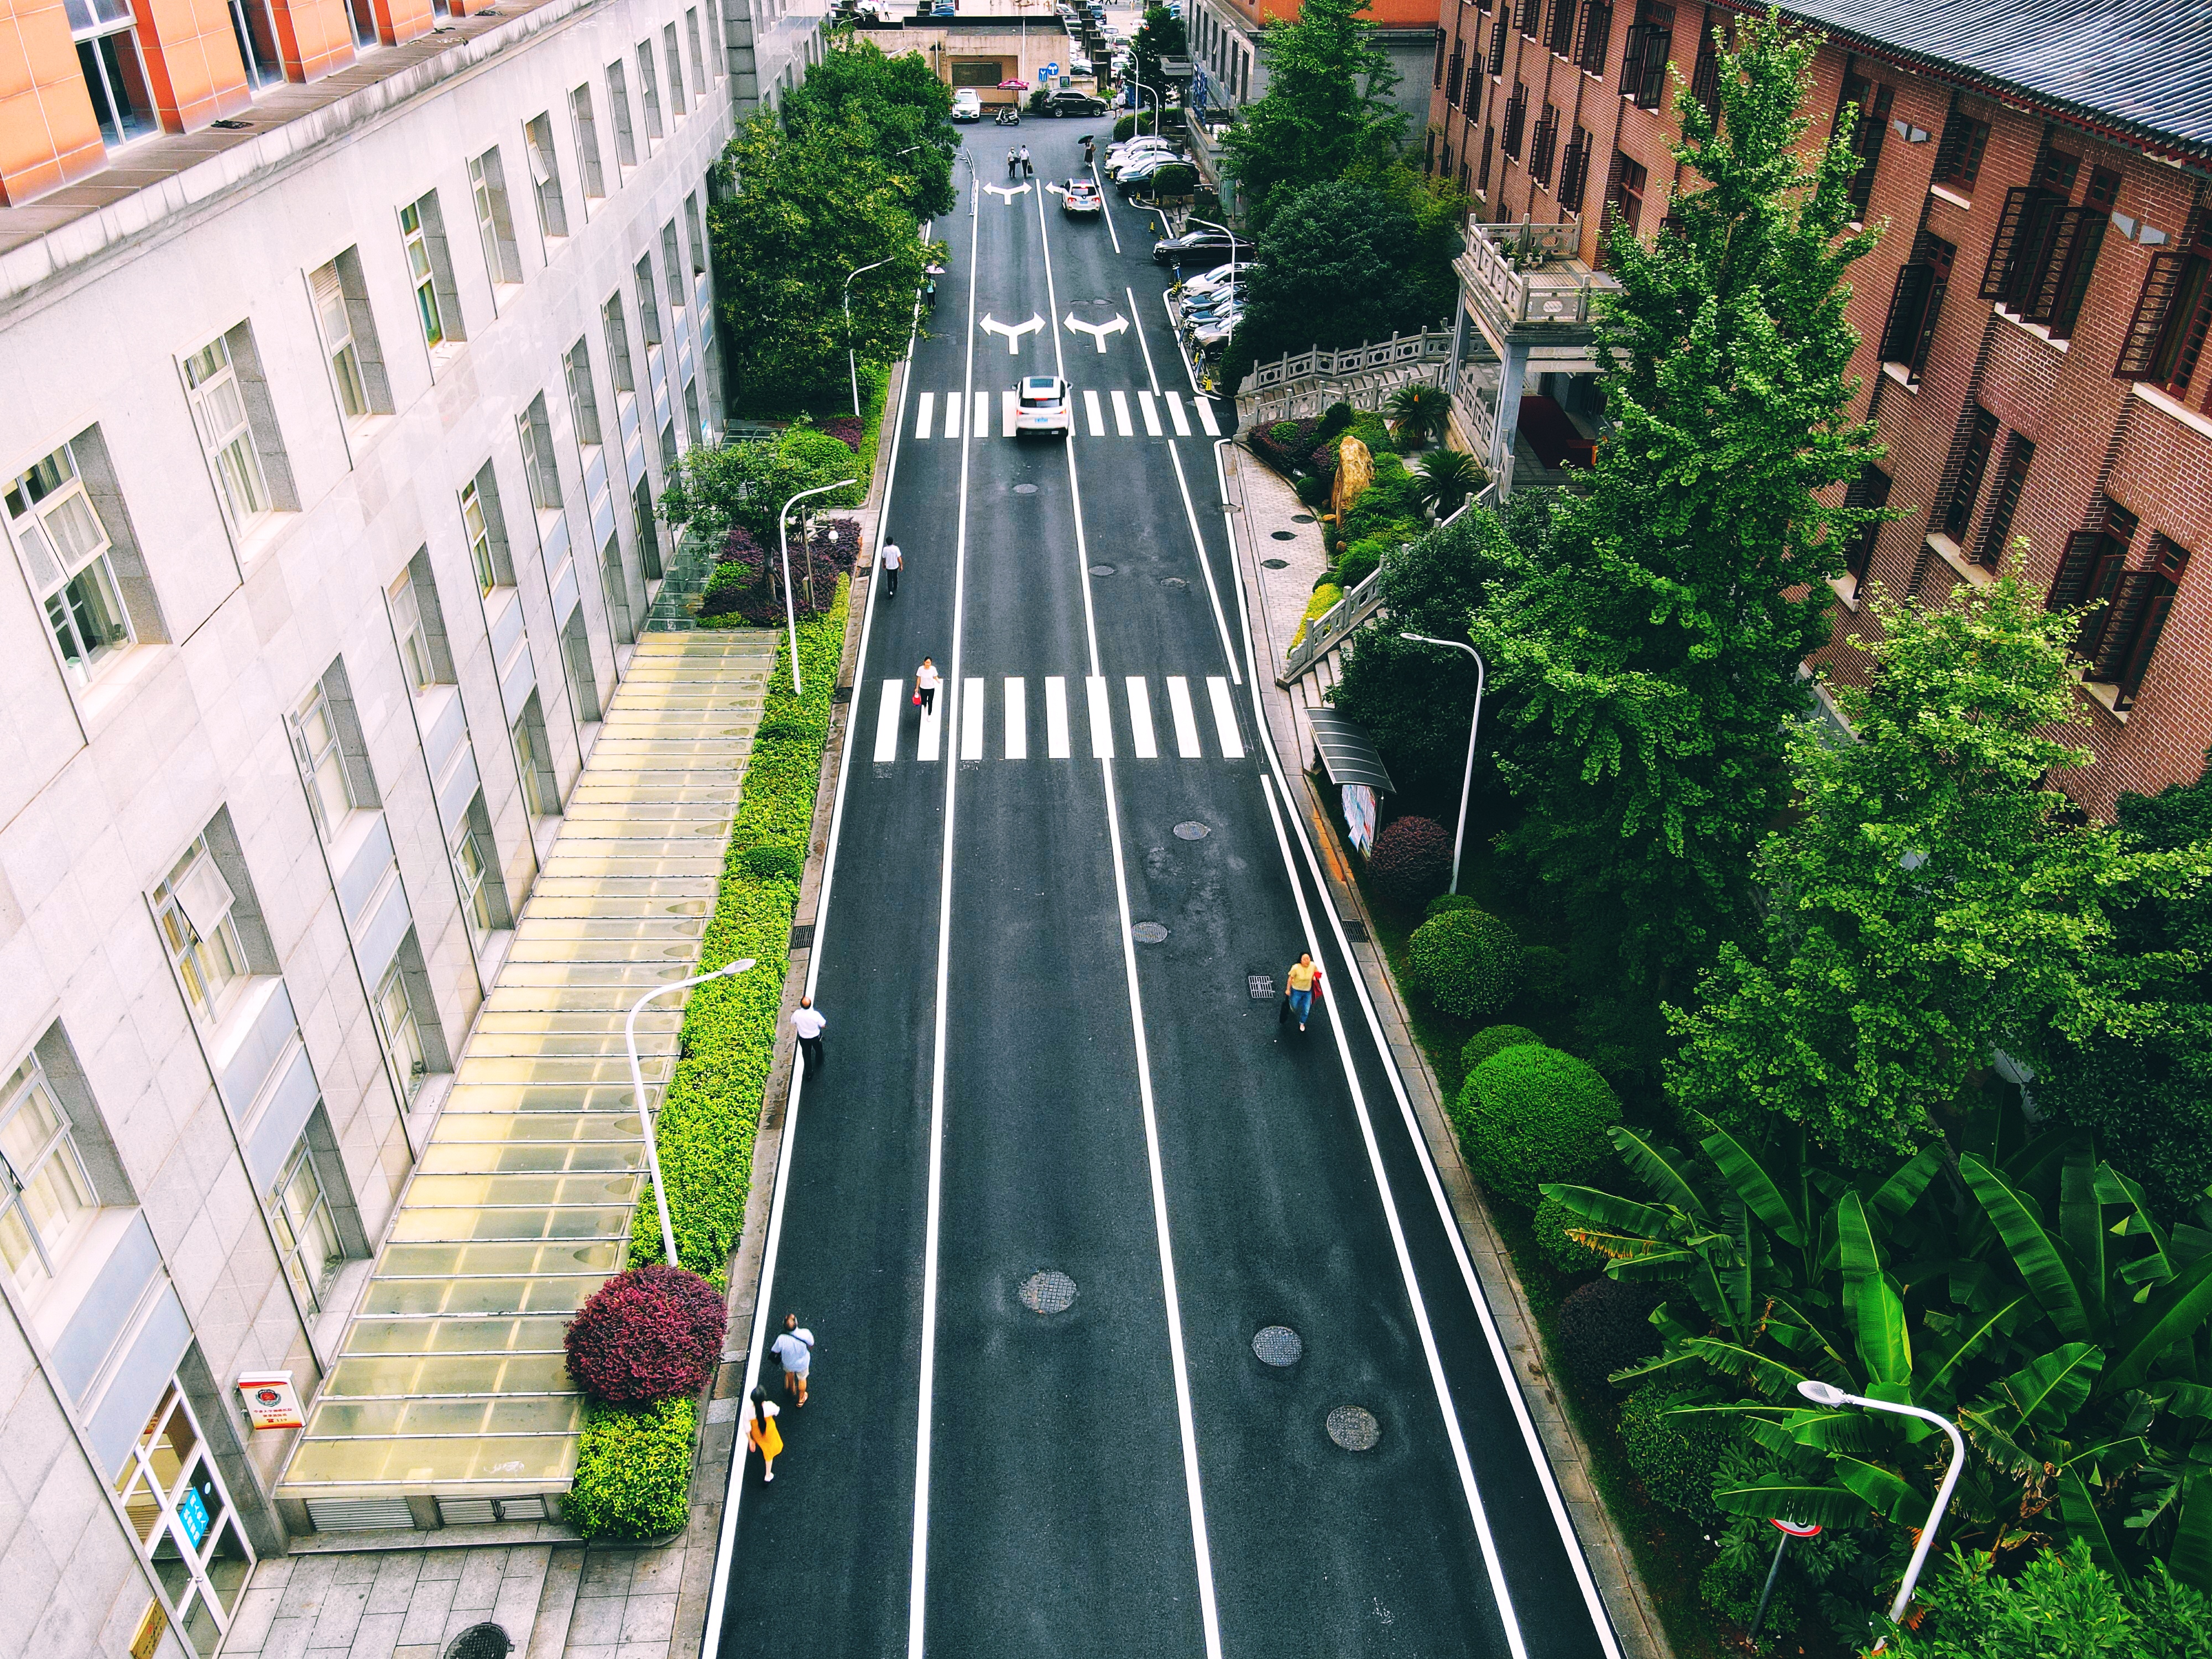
1932 108 1971 181
1598 148 1627 242
1619 23 1648 98
1503 85 1527 156
1944 408 1999 541
1638 27 1671 106
1559 130 1590 211
1879 264 1927 363
1975 436 2033 569
1520 0 1542 36
1579 0 1611 74
2024 207 2086 324
2046 529 2103 612
1910 273 1949 374
1980 186 2038 300
1490 14 1510 74
2115 251 2189 379
2090 570 2156 681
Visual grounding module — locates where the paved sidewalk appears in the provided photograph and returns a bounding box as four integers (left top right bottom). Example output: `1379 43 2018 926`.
1218 440 1676 1659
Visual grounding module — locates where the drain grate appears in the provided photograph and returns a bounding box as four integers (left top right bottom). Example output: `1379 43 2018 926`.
1132 922 1168 943
1327 1405 1381 1451
445 1626 513 1659
1172 821 1211 839
1261 559 1290 569
1014 483 1039 494
1248 975 1275 999
1291 513 1317 524
1253 1326 1303 1366
1020 1271 1077 1314
1089 564 1116 576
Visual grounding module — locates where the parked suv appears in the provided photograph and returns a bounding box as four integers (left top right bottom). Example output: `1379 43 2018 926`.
1042 89 1109 116
952 88 983 121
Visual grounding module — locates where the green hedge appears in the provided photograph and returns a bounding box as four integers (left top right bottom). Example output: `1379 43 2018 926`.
1461 1022 1540 1073
564 1397 696 1541
1618 1387 1735 1521
1452 1042 1620 1207
1407 907 1521 1021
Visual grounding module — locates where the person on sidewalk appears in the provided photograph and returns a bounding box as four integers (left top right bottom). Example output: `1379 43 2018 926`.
880 538 902 599
773 1313 815 1406
915 657 940 717
748 1386 784 1481
1283 952 1322 1033
792 995 826 1074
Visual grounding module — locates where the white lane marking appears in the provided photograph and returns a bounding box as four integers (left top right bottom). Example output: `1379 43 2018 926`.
1206 676 1243 758
1138 390 1163 436
1126 284 1162 397
873 679 902 762
945 390 963 439
1001 388 1016 438
1110 388 1134 436
917 685 942 762
916 392 935 440
1004 676 1027 759
961 677 984 760
1218 440 1621 1659
1087 675 1114 758
1165 676 1201 757
1126 677 1157 758
1168 444 1243 686
1083 389 1105 436
1166 390 1192 436
1196 399 1220 437
1044 676 1071 758
1093 163 1123 254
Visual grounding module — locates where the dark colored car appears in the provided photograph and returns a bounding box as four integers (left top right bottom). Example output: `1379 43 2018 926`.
1151 229 1237 268
1041 90 1109 116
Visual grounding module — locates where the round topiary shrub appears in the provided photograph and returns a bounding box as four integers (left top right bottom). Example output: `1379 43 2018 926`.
740 842 803 882
1425 893 1480 921
1407 907 1521 1021
1618 1386 1736 1519
1533 1193 1614 1278
1461 1022 1540 1073
1367 815 1452 909
1294 472 1330 507
1522 945 1572 1007
1554 1276 1662 1387
564 1265 727 1405
1452 1043 1621 1207
1316 401 1356 441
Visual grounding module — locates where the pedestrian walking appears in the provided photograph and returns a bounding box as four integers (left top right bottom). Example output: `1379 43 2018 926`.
747 1386 784 1481
773 1313 815 1406
792 995 826 1074
1281 952 1322 1033
1019 144 1032 177
880 538 902 599
915 657 940 717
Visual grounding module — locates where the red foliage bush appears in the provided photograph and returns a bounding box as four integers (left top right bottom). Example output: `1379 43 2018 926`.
821 416 864 451
564 1265 727 1404
1366 815 1452 909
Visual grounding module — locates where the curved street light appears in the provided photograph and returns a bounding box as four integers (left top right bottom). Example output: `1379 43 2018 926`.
1400 633 1486 896
778 478 859 693
1184 212 1239 298
628 958 756 1269
842 255 896 418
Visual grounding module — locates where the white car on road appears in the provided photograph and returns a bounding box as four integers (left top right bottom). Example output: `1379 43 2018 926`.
1014 375 1073 437
952 88 983 121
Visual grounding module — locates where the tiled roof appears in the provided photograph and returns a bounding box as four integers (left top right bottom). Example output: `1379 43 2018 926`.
1780 0 2212 160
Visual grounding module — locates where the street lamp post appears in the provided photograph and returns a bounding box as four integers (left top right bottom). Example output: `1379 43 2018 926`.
778 478 858 693
1400 633 1486 895
627 958 756 1270
1185 212 1239 299
842 255 896 418
1796 1380 1968 1648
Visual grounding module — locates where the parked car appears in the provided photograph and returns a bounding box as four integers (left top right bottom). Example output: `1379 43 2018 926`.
1119 153 1194 195
1068 55 1093 76
1153 228 1238 268
1062 178 1104 216
1042 90 1109 116
1182 260 1254 297
1014 375 1073 437
1105 137 1175 175
952 88 983 121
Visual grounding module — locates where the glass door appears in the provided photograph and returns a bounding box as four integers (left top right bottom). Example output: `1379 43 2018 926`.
112 1383 255 1657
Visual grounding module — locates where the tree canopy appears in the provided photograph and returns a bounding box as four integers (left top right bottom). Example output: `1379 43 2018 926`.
1129 4 1186 118
1220 0 1403 233
779 40 958 220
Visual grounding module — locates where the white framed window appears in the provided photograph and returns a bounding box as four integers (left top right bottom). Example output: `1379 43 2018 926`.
602 294 636 392
685 8 706 96
524 113 567 242
634 256 662 345
111 1383 255 1655
684 192 708 280
468 148 524 289
270 1136 343 1312
223 0 281 89
399 196 464 351
570 85 606 201
637 43 664 144
662 23 687 116
518 398 561 512
662 221 687 318
0 1056 96 1297
153 836 250 1026
452 820 494 945
182 334 273 538
564 340 603 448
313 264 371 422
70 0 156 149
375 963 427 1100
460 477 502 596
512 705 551 817
606 59 638 169
389 569 435 692
7 441 135 688
289 684 355 838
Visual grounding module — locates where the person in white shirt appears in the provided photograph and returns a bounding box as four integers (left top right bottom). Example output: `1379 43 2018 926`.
915 657 940 717
880 538 902 599
792 994 826 1074
771 1313 815 1406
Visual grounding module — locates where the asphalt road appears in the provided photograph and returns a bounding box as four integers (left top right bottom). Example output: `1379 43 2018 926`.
706 126 1618 1659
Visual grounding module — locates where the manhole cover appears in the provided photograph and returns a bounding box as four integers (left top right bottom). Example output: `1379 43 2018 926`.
1248 975 1275 999
1261 559 1290 569
1327 1405 1381 1451
1291 513 1317 523
1161 576 1187 588
446 1627 513 1659
1132 922 1168 943
1014 483 1039 493
1271 530 1297 541
1253 1326 1303 1365
1089 564 1116 576
1020 1271 1077 1314
1172 821 1211 839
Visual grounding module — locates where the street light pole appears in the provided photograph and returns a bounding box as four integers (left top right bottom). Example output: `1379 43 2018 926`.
1185 212 1239 300
1400 632 1486 895
778 477 859 693
1796 1380 1968 1648
842 255 895 418
627 958 756 1270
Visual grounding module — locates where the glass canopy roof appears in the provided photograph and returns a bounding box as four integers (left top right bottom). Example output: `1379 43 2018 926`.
279 633 779 1504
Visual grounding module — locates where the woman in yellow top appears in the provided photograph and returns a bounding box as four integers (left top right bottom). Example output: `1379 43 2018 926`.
1285 953 1321 1032
747 1385 784 1483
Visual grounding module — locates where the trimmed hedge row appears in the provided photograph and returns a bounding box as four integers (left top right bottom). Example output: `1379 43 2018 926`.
564 1397 696 1542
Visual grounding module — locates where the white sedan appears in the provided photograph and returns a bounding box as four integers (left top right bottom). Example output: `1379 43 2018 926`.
1014 375 1073 437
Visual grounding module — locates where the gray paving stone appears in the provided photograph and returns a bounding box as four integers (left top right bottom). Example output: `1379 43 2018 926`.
261 1614 316 1659
451 1548 507 1612
333 1554 383 1587
628 1548 684 1597
618 1593 676 1645
415 1551 466 1583
225 1584 286 1653
564 1592 627 1647
345 1610 406 1659
575 1552 634 1598
395 1575 457 1646
366 1554 423 1616
308 1581 371 1650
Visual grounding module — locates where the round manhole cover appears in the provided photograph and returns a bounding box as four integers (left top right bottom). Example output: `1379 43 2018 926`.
1172 821 1211 840
445 1627 513 1659
1089 564 1117 576
1327 1405 1381 1451
1132 922 1168 943
1161 576 1188 588
1019 1270 1077 1314
1261 558 1290 569
1271 530 1297 541
1013 483 1040 494
1253 1326 1302 1366
1291 513 1317 523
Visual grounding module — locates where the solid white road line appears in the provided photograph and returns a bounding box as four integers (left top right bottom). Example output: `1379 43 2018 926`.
1206 676 1243 758
1110 388 1134 436
1139 390 1164 436
916 391 935 440
1126 677 1158 758
961 677 984 760
1001 388 1017 438
1084 388 1106 436
945 390 963 440
1044 675 1071 757
1166 390 1192 436
873 679 902 763
918 686 942 762
1196 400 1220 437
1087 675 1115 758
1165 676 1202 757
1092 163 1123 254
1127 285 1162 397
1004 676 1027 759
1167 444 1243 685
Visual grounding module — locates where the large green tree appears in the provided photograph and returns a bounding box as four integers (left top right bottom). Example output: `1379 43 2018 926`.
1219 0 1402 232
780 39 958 220
1129 3 1186 119
1473 11 1885 985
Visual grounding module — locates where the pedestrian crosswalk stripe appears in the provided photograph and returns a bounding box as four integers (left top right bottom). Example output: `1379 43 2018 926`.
1005 676 1028 759
1000 388 1016 439
917 392 936 440
873 680 902 763
908 388 1227 442
1207 676 1244 759
1138 391 1163 437
946 391 964 440
1083 389 1105 436
1087 676 1114 759
1045 676 1072 758
1126 676 1158 758
1110 389 1134 437
1165 676 1201 758
918 685 943 761
961 678 985 760
1196 400 1220 437
1167 391 1192 437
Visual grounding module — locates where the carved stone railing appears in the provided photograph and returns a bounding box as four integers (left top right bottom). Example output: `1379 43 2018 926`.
1234 328 1454 431
1275 494 1495 686
1454 217 1620 334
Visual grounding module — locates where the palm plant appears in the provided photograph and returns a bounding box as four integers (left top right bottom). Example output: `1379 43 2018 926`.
1386 382 1452 450
1414 448 1481 518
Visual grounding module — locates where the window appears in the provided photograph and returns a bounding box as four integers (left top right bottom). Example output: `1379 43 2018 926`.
1943 406 1999 542
704 0 725 77
1603 151 1647 240
1879 234 1955 379
71 0 156 149
664 23 688 116
634 478 663 581
0 1057 96 1296
1979 154 2113 340
1974 435 2034 570
2116 219 2212 402
1619 3 1670 109
345 0 374 47
1478 126 1495 193
224 0 280 89
1436 32 1449 88
389 566 439 692
8 440 135 687
662 221 687 320
660 421 679 476
309 250 393 426
452 816 495 945
1501 82 1526 159
512 695 556 817
460 471 512 595
153 836 250 1025
1545 0 1575 59
1517 0 1540 38
1488 11 1510 76
524 114 568 242
565 340 603 448
603 294 637 392
290 683 356 838
112 1384 254 1653
1559 126 1590 211
635 256 664 346
1688 13 1719 108
607 60 639 168
270 1137 343 1312
375 962 428 1100
1841 466 1891 595
638 44 664 144
518 397 561 512
1932 109 1989 192
1530 103 1559 187
399 194 465 351
2105 536 2190 707
684 192 709 281
1576 0 1611 75
570 85 606 201
686 8 707 95
1835 75 1893 220
182 333 273 537
468 148 524 288
1446 39 1463 106
2049 502 2138 662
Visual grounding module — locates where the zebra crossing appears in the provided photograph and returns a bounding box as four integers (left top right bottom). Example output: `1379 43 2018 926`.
912 388 1223 441
870 674 1246 764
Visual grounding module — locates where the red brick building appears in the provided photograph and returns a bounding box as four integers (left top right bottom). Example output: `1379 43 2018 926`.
1426 0 2212 817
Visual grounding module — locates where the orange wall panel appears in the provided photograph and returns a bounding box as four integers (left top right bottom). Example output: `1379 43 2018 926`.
269 0 355 80
129 0 251 129
0 0 108 204
371 0 433 46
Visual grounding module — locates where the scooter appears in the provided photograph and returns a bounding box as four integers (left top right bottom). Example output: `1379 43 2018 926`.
995 105 1021 126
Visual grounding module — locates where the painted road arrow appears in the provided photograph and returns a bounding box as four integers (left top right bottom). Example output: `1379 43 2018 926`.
980 313 1046 354
983 181 1032 201
1065 312 1129 353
